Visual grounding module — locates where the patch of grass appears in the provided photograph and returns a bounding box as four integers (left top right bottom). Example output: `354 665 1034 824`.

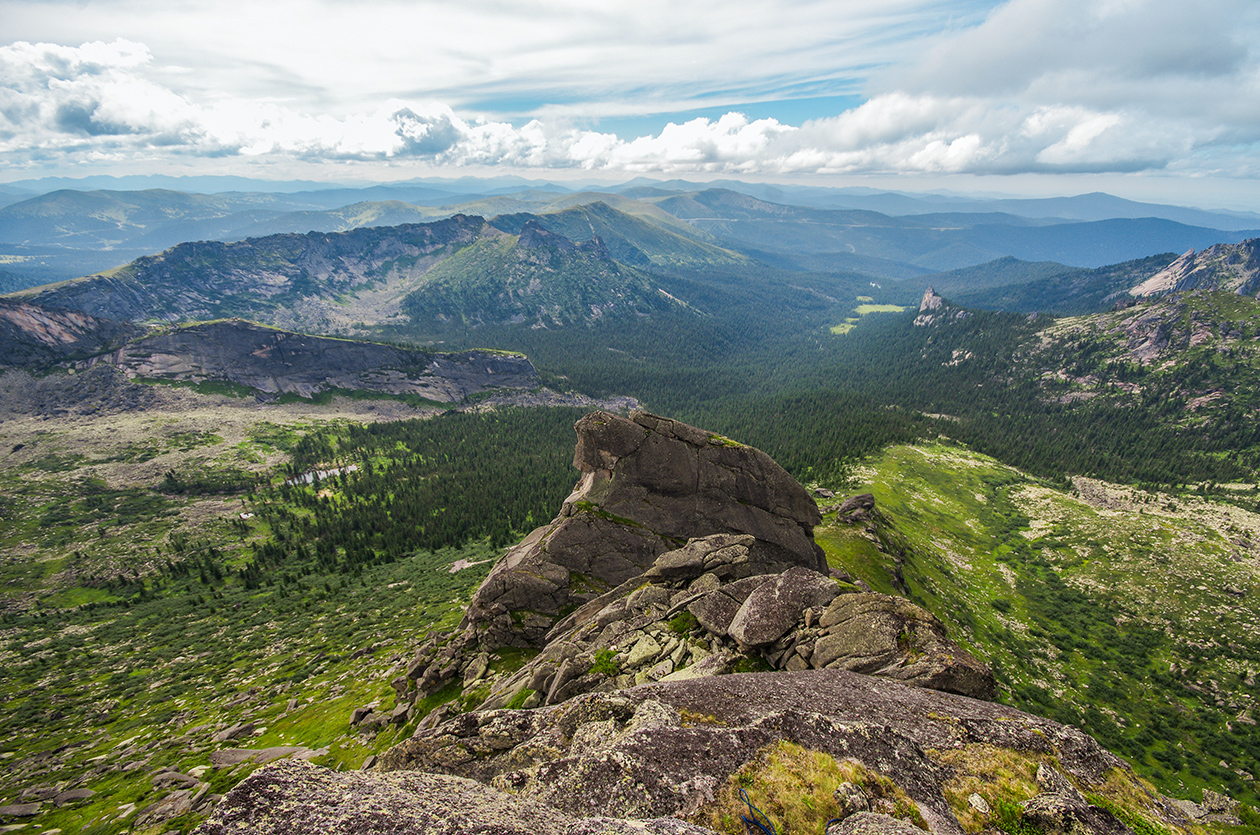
505 688 535 710
1085 794 1170 835
699 742 926 835
831 441 1260 804
590 648 620 677
854 304 906 315
669 611 700 635
930 745 1047 833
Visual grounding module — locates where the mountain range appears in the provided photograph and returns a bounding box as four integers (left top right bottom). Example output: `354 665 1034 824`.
2 177 1258 291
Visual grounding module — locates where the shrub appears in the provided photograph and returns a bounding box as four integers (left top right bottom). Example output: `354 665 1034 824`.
590 648 620 677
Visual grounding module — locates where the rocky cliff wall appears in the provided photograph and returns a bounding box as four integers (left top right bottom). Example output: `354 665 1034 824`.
94 319 540 401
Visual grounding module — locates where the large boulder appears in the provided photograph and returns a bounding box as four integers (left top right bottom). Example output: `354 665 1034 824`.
457 410 824 651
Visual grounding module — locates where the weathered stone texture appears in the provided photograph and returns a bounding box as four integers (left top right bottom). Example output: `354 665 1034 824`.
457 410 825 653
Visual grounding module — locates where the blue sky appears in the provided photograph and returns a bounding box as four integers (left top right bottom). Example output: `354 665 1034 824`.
2 0 1260 209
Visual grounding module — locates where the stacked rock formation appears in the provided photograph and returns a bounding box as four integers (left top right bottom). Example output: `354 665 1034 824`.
405 410 830 698
456 532 994 712
194 411 1198 835
400 411 992 709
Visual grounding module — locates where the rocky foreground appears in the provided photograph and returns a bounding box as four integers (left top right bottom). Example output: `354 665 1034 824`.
195 411 1205 835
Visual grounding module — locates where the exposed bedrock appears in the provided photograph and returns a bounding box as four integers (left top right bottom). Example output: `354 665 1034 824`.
458 410 826 651
404 411 994 707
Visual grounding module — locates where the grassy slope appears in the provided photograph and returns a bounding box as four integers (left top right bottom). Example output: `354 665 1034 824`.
819 441 1260 804
0 394 498 834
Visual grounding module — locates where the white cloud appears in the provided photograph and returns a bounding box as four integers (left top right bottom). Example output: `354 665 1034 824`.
1 0 1259 188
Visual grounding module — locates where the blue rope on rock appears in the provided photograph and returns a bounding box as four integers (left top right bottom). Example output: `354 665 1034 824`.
739 786 777 835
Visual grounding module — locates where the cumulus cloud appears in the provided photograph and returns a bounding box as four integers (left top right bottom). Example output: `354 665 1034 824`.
2 0 1259 181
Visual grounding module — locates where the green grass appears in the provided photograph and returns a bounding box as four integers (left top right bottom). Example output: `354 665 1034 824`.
832 302 907 335
0 544 494 834
818 441 1260 805
854 303 906 315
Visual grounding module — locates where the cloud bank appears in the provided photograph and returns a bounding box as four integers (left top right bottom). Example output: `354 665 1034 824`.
1 0 1258 181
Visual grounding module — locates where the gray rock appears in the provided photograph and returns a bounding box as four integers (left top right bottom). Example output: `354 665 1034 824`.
459 411 826 652
193 759 719 835
137 789 195 827
827 812 923 835
380 669 1133 834
727 566 840 648
835 494 876 523
1201 788 1242 824
208 747 320 767
153 770 201 788
0 802 41 817
349 706 373 726
212 721 256 742
19 785 56 801
1036 763 1080 797
688 591 741 635
1202 788 1238 814
1172 799 1206 820
53 787 96 807
1022 790 1135 835
833 782 871 818
811 593 995 700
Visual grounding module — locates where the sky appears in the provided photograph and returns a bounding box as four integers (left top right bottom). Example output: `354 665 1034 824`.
2 0 1260 209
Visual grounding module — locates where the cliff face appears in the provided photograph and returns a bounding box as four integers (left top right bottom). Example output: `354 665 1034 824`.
0 298 140 368
94 319 540 402
1129 238 1260 297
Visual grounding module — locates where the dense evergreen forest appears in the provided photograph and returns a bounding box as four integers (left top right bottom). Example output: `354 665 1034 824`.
381 261 1260 494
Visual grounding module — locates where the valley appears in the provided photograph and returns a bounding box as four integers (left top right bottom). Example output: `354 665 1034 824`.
4 176 1260 834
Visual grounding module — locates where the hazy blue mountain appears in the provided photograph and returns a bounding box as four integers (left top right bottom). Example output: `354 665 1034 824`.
943 253 1179 315
647 188 1259 270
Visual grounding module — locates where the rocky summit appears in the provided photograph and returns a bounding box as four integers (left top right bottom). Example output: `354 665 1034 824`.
193 412 1191 835
397 411 991 711
459 410 826 650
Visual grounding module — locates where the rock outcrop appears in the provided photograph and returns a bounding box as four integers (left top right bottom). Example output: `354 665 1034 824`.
201 669 1183 835
458 411 825 650
1129 238 1260 298
196 758 713 835
913 287 970 327
0 297 141 368
93 319 541 402
400 411 993 708
446 534 993 711
193 411 1194 835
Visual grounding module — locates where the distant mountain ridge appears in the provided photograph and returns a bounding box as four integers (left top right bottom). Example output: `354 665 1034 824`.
12 209 700 334
3 180 1258 291
98 319 542 402
643 188 1260 272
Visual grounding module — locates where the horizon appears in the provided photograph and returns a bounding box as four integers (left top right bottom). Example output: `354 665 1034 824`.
2 0 1260 211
